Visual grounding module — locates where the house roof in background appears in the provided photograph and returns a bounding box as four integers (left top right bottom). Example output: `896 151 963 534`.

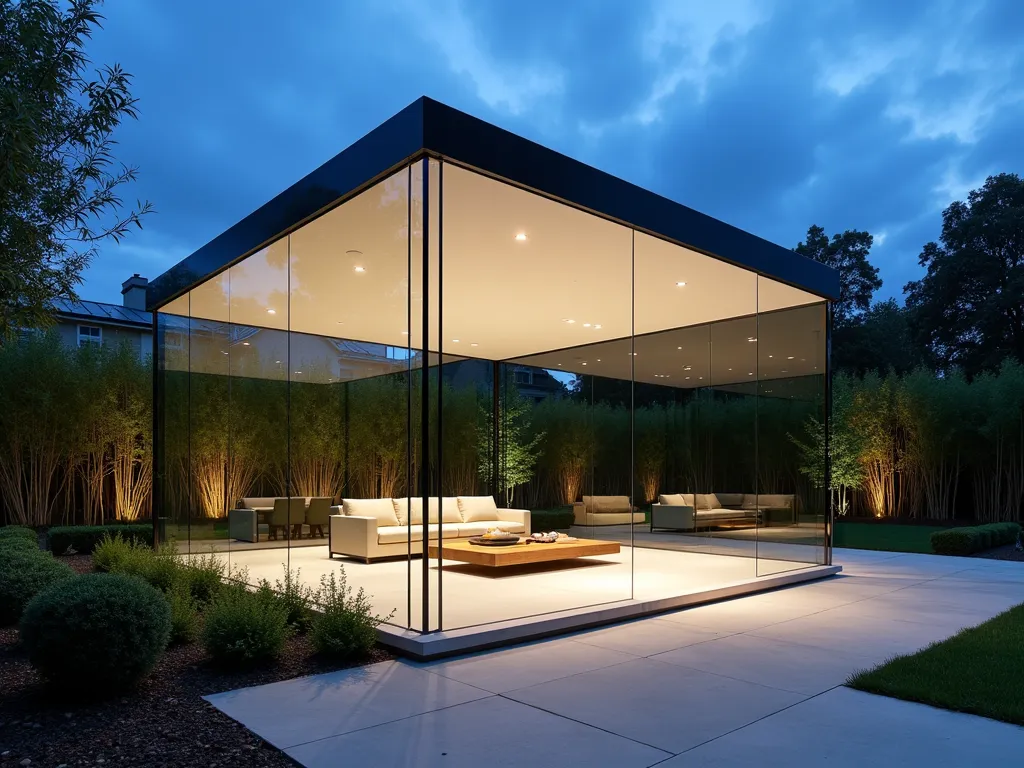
52 299 151 327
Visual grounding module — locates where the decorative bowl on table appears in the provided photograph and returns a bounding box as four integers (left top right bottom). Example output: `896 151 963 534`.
468 535 522 547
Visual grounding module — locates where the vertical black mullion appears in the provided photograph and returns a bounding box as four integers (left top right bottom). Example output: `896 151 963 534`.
406 164 412 630
491 361 500 500
629 229 634 597
286 236 292 566
824 306 833 565
151 310 162 548
420 159 430 633
754 280 760 570
436 159 443 633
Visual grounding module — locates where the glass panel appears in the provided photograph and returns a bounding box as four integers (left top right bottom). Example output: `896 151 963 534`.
439 162 633 630
155 295 190 553
756 284 828 574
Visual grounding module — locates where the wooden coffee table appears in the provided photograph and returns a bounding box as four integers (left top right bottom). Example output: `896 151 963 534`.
428 538 620 568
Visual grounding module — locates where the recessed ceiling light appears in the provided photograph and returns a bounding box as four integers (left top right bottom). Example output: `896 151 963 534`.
728 368 733 371
583 323 591 328
221 351 228 355
787 356 794 360
266 308 276 315
677 346 682 350
768 354 773 358
748 372 753 376
685 376 690 380
684 366 691 371
242 342 250 346
275 360 281 363
631 352 638 356
594 324 602 329
294 371 302 374
354 266 366 273
470 343 478 347
451 339 460 343
582 362 588 366
563 319 575 324
676 281 686 287
557 363 562 366
781 369 788 373
596 359 601 362
748 337 757 342
514 232 527 241
699 376 703 380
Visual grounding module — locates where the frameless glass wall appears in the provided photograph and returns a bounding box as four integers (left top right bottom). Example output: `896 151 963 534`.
154 156 830 636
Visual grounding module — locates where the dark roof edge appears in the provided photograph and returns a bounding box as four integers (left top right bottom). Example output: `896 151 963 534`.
149 95 839 310
420 97 839 300
147 98 427 310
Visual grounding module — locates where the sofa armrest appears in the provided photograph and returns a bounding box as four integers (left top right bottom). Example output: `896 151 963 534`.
498 508 531 536
329 514 378 560
572 501 587 525
650 503 695 531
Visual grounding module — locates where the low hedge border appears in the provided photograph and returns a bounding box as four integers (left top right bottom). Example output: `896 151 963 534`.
930 522 1021 556
530 507 575 531
48 524 153 555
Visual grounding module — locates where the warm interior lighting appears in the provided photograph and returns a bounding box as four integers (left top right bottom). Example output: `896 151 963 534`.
470 343 478 347
514 232 527 241
787 356 795 359
748 337 757 342
266 308 276 315
354 266 366 273
563 319 575 324
594 324 602 329
675 281 686 287
581 362 587 366
451 339 460 343
242 342 250 346
583 323 591 328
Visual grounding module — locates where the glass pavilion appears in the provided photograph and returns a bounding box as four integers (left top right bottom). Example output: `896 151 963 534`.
149 97 840 655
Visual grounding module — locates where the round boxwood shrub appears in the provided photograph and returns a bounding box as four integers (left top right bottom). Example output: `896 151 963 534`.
20 573 171 692
0 536 40 554
0 550 75 625
0 526 37 544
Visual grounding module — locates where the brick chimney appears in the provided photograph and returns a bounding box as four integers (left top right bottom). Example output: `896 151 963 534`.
121 274 149 310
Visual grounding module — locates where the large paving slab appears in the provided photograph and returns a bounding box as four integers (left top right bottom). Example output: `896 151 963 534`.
658 686 1024 767
504 657 806 754
204 660 489 749
285 694 671 768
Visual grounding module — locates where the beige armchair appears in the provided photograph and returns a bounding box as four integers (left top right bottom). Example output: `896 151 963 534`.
268 497 305 540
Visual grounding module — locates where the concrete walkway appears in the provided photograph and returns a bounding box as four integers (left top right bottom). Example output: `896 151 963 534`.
207 549 1024 766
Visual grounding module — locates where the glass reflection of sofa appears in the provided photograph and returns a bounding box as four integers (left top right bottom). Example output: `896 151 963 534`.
329 496 531 563
650 493 795 532
571 496 646 526
228 496 333 542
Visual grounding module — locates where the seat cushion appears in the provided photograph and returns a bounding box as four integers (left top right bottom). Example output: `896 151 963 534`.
456 521 526 537
696 509 754 521
377 525 424 545
457 496 501 522
343 498 399 527
240 497 276 510
659 493 685 506
583 495 631 514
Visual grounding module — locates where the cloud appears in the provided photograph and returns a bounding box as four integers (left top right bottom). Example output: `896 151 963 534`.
78 0 1024 309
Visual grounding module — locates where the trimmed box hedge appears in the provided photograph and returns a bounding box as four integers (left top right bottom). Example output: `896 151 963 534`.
48 524 153 555
530 507 575 531
930 522 1021 556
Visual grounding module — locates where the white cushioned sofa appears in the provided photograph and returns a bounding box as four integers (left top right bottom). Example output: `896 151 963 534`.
571 495 646 526
650 492 795 532
329 496 531 562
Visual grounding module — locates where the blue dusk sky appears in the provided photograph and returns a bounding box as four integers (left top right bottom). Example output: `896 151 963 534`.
83 0 1024 305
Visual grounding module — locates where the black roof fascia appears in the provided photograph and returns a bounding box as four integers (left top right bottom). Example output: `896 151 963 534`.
149 96 838 310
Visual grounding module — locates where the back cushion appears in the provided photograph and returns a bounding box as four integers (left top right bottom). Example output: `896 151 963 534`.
240 497 276 509
741 494 760 509
694 493 721 510
589 496 630 514
343 498 399 527
759 494 793 509
458 496 500 522
390 497 461 525
715 493 744 507
659 494 685 506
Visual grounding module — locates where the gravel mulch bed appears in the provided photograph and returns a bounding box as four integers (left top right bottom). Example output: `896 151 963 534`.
0 579 393 767
972 543 1024 562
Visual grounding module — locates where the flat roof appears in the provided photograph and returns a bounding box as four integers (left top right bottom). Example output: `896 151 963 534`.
147 96 839 310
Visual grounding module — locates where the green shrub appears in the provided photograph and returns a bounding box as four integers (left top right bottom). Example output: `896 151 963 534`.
0 526 37 544
92 532 138 572
179 553 225 606
931 523 1022 555
262 567 314 633
107 543 180 593
530 507 575 531
48 524 152 555
0 549 76 625
166 580 200 645
202 586 291 668
0 536 40 554
310 567 392 661
20 573 171 692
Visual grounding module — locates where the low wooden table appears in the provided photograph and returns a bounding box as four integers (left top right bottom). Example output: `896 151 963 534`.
428 538 620 568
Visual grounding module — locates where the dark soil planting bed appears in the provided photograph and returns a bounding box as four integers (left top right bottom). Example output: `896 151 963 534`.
0 627 391 767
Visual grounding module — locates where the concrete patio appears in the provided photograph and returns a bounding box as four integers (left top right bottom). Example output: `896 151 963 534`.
206 548 1024 767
